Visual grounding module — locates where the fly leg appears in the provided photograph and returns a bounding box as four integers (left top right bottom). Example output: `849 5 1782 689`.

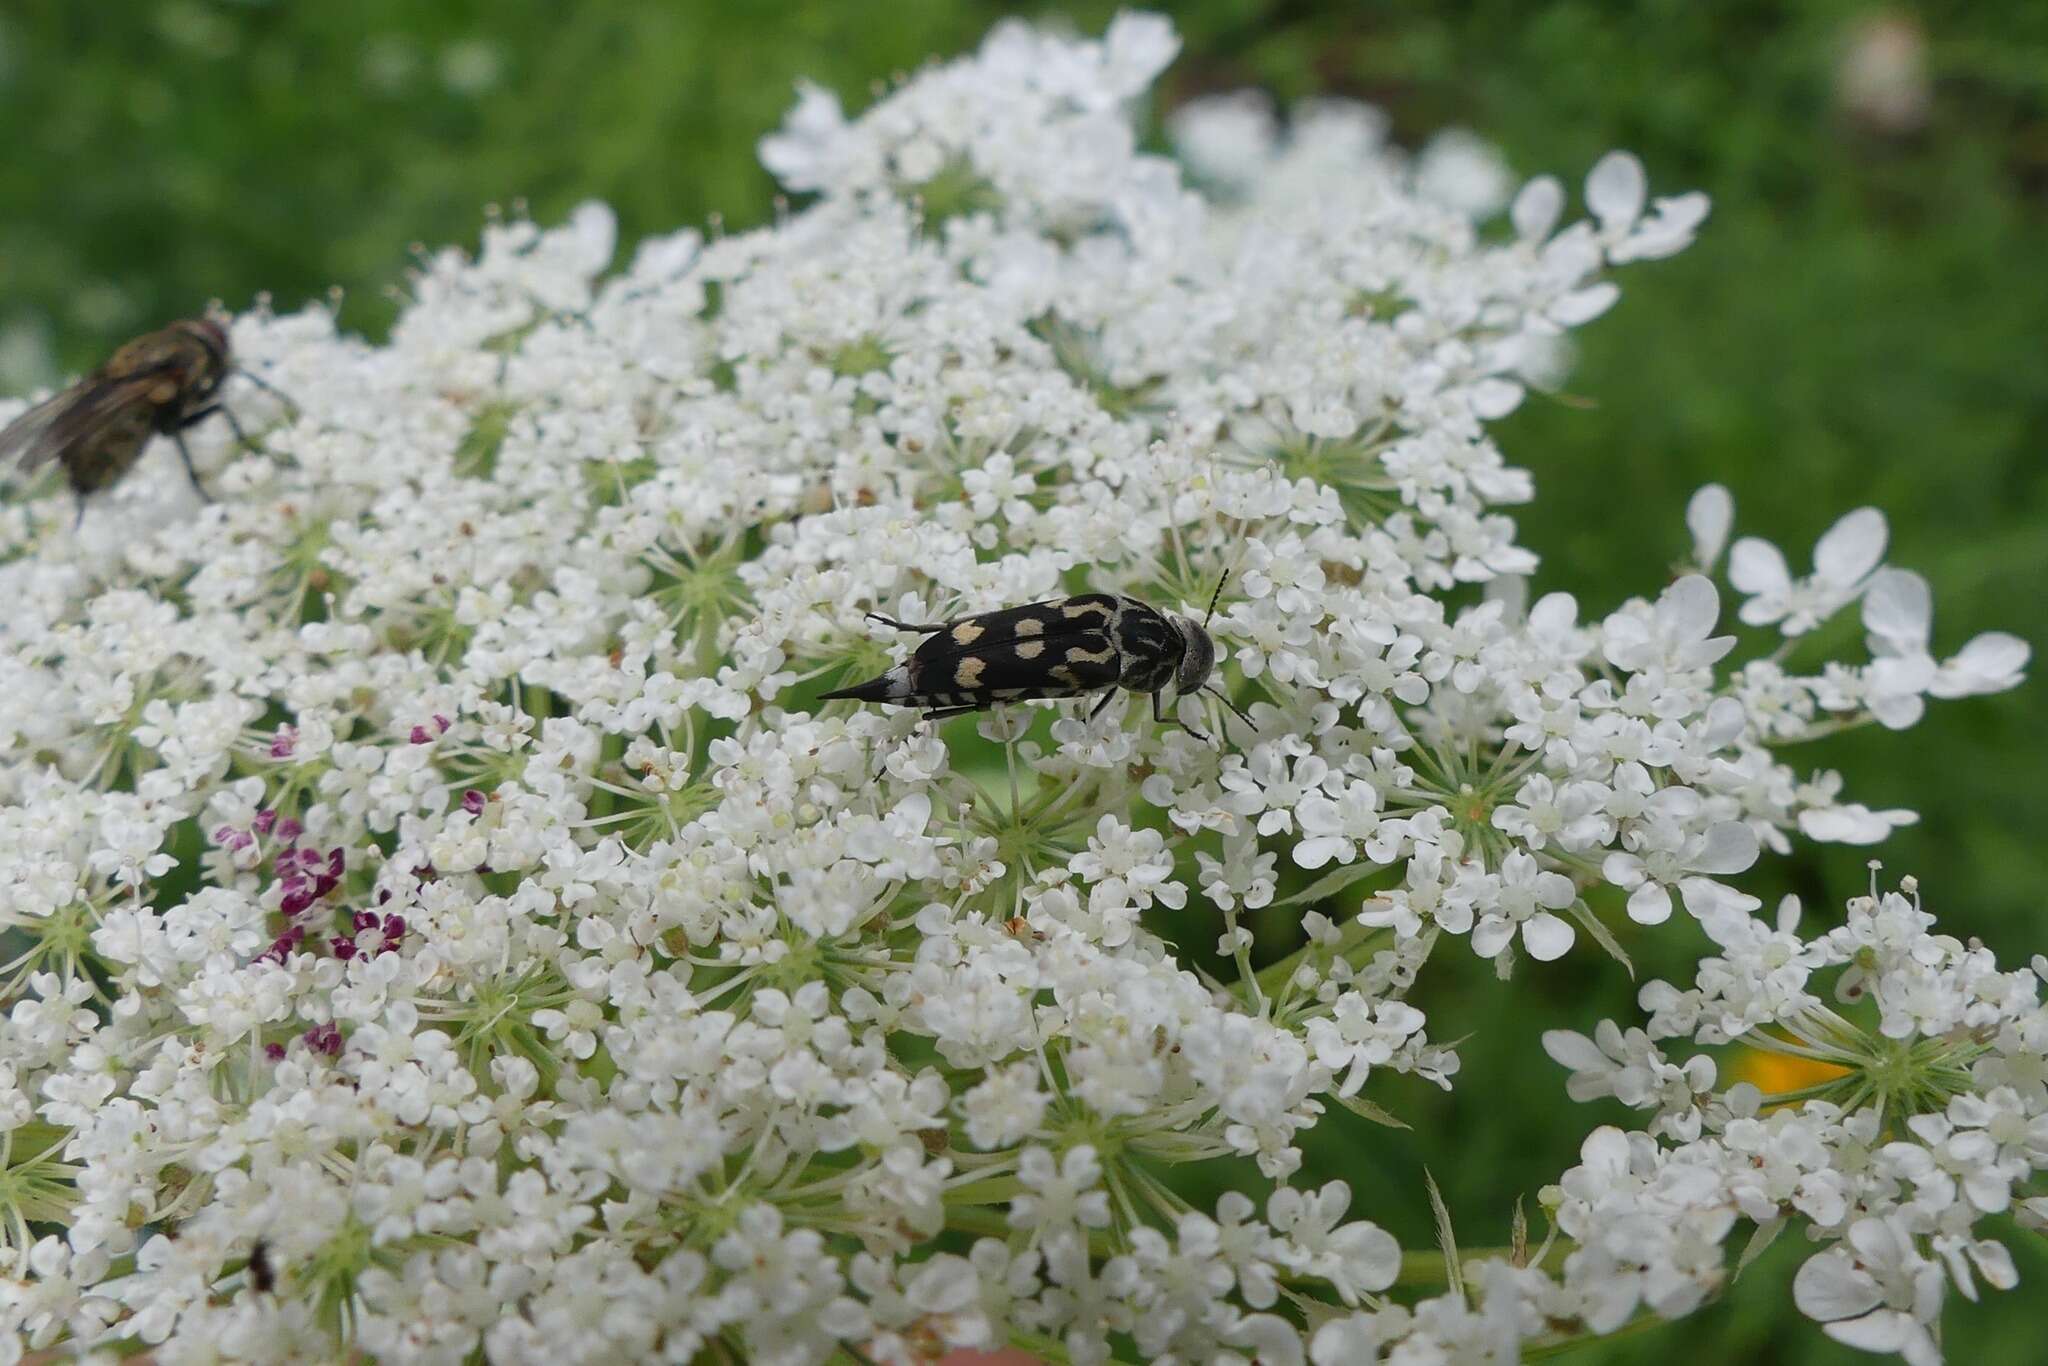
214 404 257 453
235 368 299 414
171 430 214 502
179 402 255 450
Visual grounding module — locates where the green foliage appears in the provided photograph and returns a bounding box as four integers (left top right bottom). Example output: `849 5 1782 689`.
4 2 2043 1358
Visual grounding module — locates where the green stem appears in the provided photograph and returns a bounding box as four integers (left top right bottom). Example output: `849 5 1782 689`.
1253 917 1389 1001
1525 1306 1674 1359
1394 1243 1567 1287
944 1205 1015 1239
945 1174 1025 1206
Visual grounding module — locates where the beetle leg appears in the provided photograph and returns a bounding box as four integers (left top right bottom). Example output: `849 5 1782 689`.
867 612 951 634
1157 689 1214 745
874 706 979 781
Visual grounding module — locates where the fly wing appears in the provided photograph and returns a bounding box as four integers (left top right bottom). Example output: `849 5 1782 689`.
0 385 90 471
63 401 157 494
0 372 171 475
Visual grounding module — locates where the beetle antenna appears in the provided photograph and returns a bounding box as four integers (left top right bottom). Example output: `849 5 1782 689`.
1202 569 1230 628
1199 528 1252 628
1203 684 1255 735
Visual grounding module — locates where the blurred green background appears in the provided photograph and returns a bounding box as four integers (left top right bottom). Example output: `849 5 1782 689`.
3 1 2043 1360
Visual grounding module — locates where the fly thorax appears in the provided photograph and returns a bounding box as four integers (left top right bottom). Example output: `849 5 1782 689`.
175 319 231 406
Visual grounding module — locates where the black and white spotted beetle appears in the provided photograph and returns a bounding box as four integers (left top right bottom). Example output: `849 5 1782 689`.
823 577 1252 741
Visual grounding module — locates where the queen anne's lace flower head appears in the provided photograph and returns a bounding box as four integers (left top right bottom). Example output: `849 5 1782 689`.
0 13 2029 1364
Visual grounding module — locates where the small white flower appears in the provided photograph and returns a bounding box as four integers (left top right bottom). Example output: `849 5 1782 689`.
1730 507 1888 637
1793 1219 1944 1366
959 1061 1049 1150
1469 850 1578 961
1685 483 1735 573
1861 567 2030 728
1010 1145 1112 1235
1268 1182 1401 1306
1601 574 1736 674
1292 778 1400 870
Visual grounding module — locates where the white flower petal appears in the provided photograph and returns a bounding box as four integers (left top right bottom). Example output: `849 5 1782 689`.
1102 12 1181 99
1677 876 1759 920
1692 821 1760 876
1971 1240 2019 1292
1469 377 1526 418
1229 1313 1306 1366
1814 507 1888 585
1329 1220 1402 1295
1512 174 1565 242
1685 483 1733 570
1659 573 1724 640
1579 1125 1632 1174
1612 191 1712 260
1471 916 1515 958
1541 1029 1608 1072
1862 568 1931 648
1822 1310 1917 1355
565 202 619 274
1585 151 1647 232
1550 283 1619 326
1626 881 1674 925
1872 695 1928 730
1728 537 1791 597
1528 591 1578 635
1793 1253 1884 1324
1522 912 1575 961
1933 631 2030 696
1799 804 1917 845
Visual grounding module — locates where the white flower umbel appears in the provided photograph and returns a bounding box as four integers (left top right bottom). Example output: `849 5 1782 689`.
1525 875 2041 1366
0 14 2029 1365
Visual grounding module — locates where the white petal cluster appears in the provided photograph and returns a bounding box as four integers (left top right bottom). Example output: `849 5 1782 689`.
1308 876 2048 1365
1535 878 2042 1365
0 14 2028 1365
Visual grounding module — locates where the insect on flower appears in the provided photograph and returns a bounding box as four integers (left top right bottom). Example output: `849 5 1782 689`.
0 316 289 522
247 1239 275 1294
824 576 1254 742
